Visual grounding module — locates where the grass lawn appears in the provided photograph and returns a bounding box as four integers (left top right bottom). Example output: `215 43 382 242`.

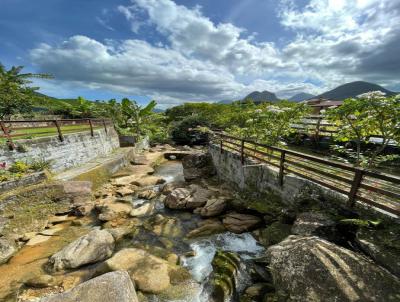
0 124 103 142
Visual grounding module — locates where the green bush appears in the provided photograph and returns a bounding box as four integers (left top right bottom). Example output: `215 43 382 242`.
9 161 29 173
29 158 52 171
171 116 210 145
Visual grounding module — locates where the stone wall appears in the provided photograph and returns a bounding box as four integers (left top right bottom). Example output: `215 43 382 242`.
209 144 348 207
0 128 120 172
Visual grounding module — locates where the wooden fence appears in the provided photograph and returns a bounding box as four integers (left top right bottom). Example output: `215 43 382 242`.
0 119 113 150
216 133 400 216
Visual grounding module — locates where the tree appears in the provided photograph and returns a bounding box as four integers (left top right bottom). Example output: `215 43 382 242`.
0 63 52 119
120 98 157 138
228 102 309 147
326 91 400 167
73 96 94 118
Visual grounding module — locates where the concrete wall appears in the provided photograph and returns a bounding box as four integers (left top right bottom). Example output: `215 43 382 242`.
209 144 348 207
0 128 120 172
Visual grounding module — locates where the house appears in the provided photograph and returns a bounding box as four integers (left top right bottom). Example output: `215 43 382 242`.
303 98 343 115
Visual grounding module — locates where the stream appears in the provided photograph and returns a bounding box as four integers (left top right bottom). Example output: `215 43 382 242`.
126 161 266 301
0 160 266 302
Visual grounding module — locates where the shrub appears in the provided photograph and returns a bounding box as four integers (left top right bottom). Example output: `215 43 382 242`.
29 158 52 171
9 161 29 173
171 116 211 145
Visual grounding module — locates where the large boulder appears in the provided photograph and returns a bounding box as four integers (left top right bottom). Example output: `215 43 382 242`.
164 185 213 210
200 198 227 217
48 230 115 272
266 235 400 302
97 202 132 222
0 238 16 264
291 212 336 238
38 271 138 302
187 219 226 238
182 153 216 181
222 213 263 233
356 226 400 277
96 248 190 294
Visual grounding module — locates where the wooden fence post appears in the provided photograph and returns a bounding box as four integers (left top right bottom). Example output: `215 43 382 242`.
54 120 64 142
314 116 321 144
103 119 108 134
279 150 286 186
240 139 245 164
0 121 15 150
348 168 364 207
220 139 223 154
88 119 94 137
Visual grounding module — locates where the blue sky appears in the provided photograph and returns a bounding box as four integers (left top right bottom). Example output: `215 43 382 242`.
1 0 399 107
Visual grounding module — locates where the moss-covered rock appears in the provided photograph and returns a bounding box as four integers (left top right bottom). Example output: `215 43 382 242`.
257 222 291 248
211 250 241 302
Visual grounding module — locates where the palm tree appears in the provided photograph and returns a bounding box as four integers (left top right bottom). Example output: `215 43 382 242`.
121 98 157 138
0 63 52 119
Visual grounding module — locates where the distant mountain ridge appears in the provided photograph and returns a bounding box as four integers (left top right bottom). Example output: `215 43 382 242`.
243 90 279 103
316 81 396 100
289 92 315 102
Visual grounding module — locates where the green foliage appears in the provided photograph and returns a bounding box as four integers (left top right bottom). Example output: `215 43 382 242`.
171 115 211 145
0 63 52 119
326 91 400 167
9 161 29 173
29 158 52 172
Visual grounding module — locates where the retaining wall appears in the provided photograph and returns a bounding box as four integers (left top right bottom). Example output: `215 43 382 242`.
0 128 120 172
209 144 347 207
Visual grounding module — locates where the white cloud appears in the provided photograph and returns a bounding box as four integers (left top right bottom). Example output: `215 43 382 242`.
30 0 400 106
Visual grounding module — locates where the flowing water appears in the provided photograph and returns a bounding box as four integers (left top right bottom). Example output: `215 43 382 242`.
0 160 266 302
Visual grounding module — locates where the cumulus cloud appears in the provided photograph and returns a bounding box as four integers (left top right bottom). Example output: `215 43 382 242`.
30 0 400 106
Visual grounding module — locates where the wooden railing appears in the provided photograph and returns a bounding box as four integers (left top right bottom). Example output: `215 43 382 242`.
0 119 113 150
215 133 400 216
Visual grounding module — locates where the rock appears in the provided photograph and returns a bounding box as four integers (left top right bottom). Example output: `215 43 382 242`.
71 202 95 217
182 153 216 181
187 219 226 238
26 225 64 246
98 202 132 221
166 253 179 264
243 283 274 300
21 232 37 242
105 227 132 241
133 176 166 187
112 175 138 187
291 212 335 237
211 250 241 302
164 188 191 209
25 274 57 288
132 154 149 165
257 222 291 247
137 189 158 200
266 236 400 302
97 248 188 294
151 217 182 238
48 215 73 225
222 213 262 233
161 181 185 195
0 238 16 264
164 185 213 210
48 230 115 272
116 187 135 197
38 271 138 302
130 203 154 217
62 181 92 196
200 198 227 217
356 226 400 277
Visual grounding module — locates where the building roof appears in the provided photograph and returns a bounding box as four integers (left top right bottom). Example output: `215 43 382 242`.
305 98 343 107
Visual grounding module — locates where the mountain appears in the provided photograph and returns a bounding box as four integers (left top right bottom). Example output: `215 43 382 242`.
243 91 279 103
316 81 397 100
288 92 315 102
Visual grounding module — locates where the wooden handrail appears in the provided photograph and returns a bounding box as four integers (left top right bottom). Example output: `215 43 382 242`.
216 133 400 215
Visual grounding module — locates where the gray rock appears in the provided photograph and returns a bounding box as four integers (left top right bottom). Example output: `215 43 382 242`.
48 229 115 271
38 271 138 302
200 198 227 217
182 153 216 181
266 235 400 302
291 212 335 237
356 227 400 277
164 185 213 210
0 237 16 264
222 213 262 233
